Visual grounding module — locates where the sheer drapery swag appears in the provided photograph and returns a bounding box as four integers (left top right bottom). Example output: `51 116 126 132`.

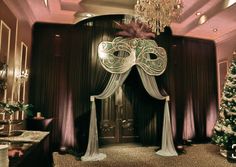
81 71 130 161
137 67 177 156
82 37 177 161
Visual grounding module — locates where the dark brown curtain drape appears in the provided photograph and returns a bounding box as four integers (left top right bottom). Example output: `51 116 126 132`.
118 28 172 146
30 15 218 151
123 33 218 146
29 24 73 150
122 67 165 146
71 16 122 151
157 36 218 145
30 16 122 152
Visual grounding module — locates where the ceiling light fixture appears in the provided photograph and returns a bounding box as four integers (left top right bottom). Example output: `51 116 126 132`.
224 0 236 8
43 0 48 7
134 0 183 35
196 12 201 16
198 15 207 25
213 28 218 32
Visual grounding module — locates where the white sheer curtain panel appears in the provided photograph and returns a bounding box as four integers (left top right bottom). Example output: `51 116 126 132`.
137 66 177 156
81 70 130 161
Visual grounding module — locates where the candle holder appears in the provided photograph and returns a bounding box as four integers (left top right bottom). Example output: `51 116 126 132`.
0 119 23 137
0 111 24 137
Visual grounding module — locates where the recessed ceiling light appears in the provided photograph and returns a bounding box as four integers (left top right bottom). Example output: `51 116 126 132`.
55 34 60 37
198 15 207 25
196 12 201 16
213 28 218 32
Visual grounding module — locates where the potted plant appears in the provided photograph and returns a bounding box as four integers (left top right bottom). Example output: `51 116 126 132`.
0 101 33 119
0 101 33 115
0 101 33 136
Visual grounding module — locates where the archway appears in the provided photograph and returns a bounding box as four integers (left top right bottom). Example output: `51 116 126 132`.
81 36 177 161
98 67 165 146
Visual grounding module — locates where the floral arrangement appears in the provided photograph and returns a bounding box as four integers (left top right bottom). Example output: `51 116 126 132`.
0 101 33 116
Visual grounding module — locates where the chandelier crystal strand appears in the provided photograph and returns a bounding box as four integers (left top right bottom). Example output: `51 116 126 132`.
134 0 183 35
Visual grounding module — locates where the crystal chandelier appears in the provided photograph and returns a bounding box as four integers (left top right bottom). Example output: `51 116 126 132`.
134 0 183 35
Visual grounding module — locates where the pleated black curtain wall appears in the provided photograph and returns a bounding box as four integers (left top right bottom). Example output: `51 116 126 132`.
29 24 73 150
30 16 122 151
121 29 173 146
123 68 165 146
117 29 218 146
30 15 218 151
70 17 120 151
158 36 218 145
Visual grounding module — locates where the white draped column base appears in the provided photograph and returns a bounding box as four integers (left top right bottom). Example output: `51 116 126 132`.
155 100 178 156
81 153 107 161
81 71 130 161
156 150 178 156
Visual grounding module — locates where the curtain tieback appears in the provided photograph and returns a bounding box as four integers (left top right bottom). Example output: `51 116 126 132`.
90 96 95 102
166 96 170 101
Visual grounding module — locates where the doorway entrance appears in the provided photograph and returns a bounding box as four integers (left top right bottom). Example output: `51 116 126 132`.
98 86 139 145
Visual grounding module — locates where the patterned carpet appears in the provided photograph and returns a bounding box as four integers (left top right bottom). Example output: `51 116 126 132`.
53 143 236 167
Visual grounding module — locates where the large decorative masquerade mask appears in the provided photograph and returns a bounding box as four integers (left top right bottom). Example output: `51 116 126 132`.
98 37 167 76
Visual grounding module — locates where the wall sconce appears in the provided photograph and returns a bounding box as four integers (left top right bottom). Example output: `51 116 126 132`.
0 62 7 92
16 69 29 84
0 63 7 80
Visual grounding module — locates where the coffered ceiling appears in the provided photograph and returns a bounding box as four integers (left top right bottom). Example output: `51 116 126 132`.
3 0 236 42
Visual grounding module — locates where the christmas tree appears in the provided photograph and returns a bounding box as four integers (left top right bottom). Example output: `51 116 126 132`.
212 55 236 150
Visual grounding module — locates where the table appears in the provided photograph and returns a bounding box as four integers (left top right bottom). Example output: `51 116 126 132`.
26 118 53 131
0 131 51 167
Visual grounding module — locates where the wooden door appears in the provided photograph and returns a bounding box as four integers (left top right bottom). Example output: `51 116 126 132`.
98 86 139 145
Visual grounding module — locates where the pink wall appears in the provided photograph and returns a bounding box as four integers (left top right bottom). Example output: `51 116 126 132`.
0 1 32 103
216 35 236 106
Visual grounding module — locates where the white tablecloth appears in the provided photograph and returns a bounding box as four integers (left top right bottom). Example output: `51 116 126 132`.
0 130 49 143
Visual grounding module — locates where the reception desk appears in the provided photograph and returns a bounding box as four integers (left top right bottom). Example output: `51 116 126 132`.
0 131 51 167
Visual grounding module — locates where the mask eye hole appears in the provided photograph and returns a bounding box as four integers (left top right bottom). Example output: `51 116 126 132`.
113 51 130 57
149 53 158 60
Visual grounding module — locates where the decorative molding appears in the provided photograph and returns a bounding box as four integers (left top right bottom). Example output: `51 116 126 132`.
0 20 11 102
121 119 134 131
100 120 115 132
218 60 228 102
18 42 28 102
11 19 18 102
215 28 236 44
3 0 35 26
